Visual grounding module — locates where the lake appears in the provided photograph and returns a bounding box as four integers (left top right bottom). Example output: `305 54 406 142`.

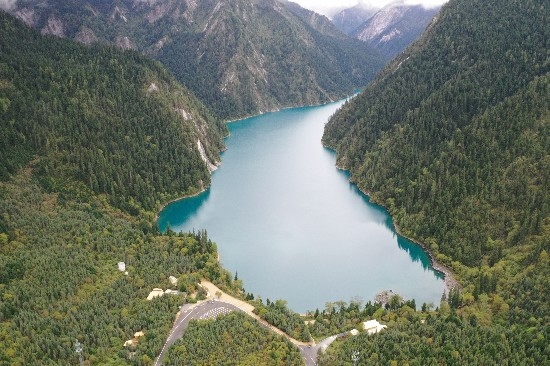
158 100 446 313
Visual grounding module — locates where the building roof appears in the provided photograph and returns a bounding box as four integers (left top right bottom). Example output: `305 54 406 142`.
363 319 387 334
146 288 164 300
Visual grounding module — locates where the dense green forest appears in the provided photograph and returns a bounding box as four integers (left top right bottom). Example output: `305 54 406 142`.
324 0 549 268
0 11 226 213
0 11 229 365
252 299 311 342
164 312 302 366
321 0 550 363
2 0 550 363
0 169 228 365
10 0 385 120
318 311 549 365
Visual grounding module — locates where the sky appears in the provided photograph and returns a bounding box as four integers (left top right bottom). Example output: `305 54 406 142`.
0 0 448 15
292 0 448 17
0 0 16 11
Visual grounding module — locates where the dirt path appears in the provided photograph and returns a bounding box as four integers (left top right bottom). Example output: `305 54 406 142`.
200 281 311 346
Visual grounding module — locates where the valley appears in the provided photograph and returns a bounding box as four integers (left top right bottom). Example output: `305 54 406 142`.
0 0 549 365
158 100 446 313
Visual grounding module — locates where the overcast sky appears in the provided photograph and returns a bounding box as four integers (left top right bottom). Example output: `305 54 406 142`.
293 0 448 17
0 0 16 11
0 0 448 16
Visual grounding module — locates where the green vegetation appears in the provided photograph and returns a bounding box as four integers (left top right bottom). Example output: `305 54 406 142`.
316 267 550 365
0 10 226 213
321 0 550 363
158 2 383 120
253 299 311 342
318 312 549 365
0 12 229 365
307 299 390 340
0 170 227 365
324 0 549 267
164 312 302 366
10 0 385 120
2 0 550 363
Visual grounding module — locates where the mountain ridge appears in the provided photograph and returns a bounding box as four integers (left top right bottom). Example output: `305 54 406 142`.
331 2 379 35
10 0 385 120
0 10 226 212
351 1 440 58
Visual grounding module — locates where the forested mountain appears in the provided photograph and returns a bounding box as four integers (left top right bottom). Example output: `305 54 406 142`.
0 10 226 213
0 11 233 364
9 0 385 120
322 0 550 362
331 2 379 35
2 0 550 363
352 0 440 59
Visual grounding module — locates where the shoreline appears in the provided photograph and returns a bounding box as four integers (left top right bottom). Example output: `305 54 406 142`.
158 100 460 306
333 163 461 293
156 99 348 221
155 186 210 224
222 91 361 125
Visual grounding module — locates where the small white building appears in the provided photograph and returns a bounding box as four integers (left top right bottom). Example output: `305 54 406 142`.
146 288 164 300
165 289 181 295
117 262 126 272
168 276 178 286
363 319 387 335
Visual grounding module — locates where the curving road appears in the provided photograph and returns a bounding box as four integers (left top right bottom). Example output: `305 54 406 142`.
154 299 243 366
154 282 356 366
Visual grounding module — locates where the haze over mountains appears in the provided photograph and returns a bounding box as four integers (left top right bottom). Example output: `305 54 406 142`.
9 0 384 120
332 0 441 58
331 2 379 35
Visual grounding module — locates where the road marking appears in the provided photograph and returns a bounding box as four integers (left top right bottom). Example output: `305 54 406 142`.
155 307 198 366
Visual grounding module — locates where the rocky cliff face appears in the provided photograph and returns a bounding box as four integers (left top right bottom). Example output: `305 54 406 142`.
10 0 384 120
331 3 378 35
352 1 440 59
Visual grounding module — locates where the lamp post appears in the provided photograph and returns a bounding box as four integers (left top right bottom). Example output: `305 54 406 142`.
75 339 84 366
352 350 359 366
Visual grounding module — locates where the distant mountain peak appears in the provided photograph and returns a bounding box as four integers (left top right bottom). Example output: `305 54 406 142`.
351 0 440 58
331 2 379 35
8 0 385 120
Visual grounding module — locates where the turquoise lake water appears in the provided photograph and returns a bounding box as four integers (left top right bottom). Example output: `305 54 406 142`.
158 100 445 313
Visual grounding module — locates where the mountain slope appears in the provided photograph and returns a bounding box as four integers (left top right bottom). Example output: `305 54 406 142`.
11 0 385 120
323 0 550 268
0 11 234 365
0 10 226 212
352 0 440 58
320 0 550 362
331 2 379 35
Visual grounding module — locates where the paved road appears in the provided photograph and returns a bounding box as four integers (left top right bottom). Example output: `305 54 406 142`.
298 331 356 366
154 281 357 366
298 344 318 366
154 300 243 366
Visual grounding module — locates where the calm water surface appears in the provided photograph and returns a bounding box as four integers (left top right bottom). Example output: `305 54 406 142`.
158 100 445 312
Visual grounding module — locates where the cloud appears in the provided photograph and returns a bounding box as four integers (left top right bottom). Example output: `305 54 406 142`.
359 0 447 8
402 0 448 8
294 0 448 16
0 0 17 11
